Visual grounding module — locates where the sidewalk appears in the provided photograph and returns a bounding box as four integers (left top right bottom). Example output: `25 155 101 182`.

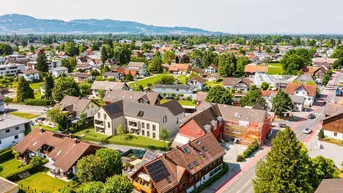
92 141 145 152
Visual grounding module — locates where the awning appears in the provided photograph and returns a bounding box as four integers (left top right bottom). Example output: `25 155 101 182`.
138 172 151 182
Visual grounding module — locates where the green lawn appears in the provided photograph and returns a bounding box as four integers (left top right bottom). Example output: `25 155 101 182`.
268 63 283 75
205 79 223 87
32 124 58 132
160 99 196 106
129 74 173 88
30 82 43 99
0 159 21 177
10 112 40 119
74 127 168 149
18 171 75 192
176 75 187 85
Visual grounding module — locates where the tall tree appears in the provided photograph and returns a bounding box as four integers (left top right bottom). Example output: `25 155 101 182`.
205 86 233 105
159 128 170 147
44 73 54 103
103 175 133 193
36 49 49 72
272 90 293 117
16 77 34 102
236 56 250 75
82 181 104 193
52 76 80 101
239 85 265 107
77 154 106 182
218 52 237 76
0 43 13 56
148 53 163 74
95 148 122 177
101 45 109 65
253 128 313 193
311 155 337 188
162 50 176 64
65 41 79 56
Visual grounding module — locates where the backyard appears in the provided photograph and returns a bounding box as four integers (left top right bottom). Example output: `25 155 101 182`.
32 124 58 132
205 79 223 87
74 127 168 149
0 159 21 177
268 62 283 75
128 74 171 88
10 112 40 119
160 99 196 106
30 82 43 99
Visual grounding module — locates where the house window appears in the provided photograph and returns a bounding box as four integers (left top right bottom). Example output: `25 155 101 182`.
142 122 145 129
5 129 9 133
137 111 144 117
147 131 150 137
14 135 18 139
147 124 150 130
104 114 107 120
163 116 167 123
142 130 145 135
15 127 19 130
153 133 156 138
107 122 110 128
334 133 338 137
152 125 156 131
97 113 100 118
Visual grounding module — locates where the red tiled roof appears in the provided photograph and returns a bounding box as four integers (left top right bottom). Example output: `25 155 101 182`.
285 83 317 97
244 65 268 73
169 64 191 72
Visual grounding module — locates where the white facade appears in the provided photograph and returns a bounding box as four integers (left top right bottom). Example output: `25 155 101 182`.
152 86 196 98
0 98 4 112
0 63 25 76
0 133 25 150
324 130 343 141
291 87 315 107
205 66 216 74
224 82 249 92
0 120 28 150
51 67 69 78
18 72 40 82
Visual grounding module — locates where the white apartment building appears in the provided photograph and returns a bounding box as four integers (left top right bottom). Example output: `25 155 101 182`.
0 63 25 76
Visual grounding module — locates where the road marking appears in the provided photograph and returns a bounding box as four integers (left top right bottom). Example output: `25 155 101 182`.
236 180 253 193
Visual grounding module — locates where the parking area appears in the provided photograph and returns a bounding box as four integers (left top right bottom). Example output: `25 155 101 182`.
222 143 247 163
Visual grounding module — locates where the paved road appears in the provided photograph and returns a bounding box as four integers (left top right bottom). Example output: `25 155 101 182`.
216 72 343 193
5 104 46 115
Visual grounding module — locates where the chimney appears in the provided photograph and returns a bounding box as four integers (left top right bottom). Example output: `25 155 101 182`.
39 128 44 134
69 133 73 138
74 138 78 144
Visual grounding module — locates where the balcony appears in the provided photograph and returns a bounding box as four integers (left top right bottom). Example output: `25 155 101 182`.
133 180 153 193
95 127 105 134
94 120 104 127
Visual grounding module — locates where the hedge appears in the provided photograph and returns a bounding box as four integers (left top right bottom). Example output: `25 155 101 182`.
24 99 49 106
3 159 48 181
0 148 14 162
191 163 229 193
236 139 259 162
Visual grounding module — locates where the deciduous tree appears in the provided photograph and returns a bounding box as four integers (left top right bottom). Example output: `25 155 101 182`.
103 175 133 193
159 128 170 147
206 86 233 105
44 73 54 103
239 85 265 107
96 148 122 177
16 77 34 102
272 90 293 117
52 76 80 101
218 53 237 76
77 154 106 182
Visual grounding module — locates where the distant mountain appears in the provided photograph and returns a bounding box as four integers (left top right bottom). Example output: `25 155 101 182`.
0 14 221 35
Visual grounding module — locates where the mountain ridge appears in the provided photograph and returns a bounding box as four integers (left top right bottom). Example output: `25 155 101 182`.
0 14 221 35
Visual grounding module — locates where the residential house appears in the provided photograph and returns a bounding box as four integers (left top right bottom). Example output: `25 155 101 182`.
103 90 162 105
55 96 100 118
252 72 297 90
291 95 305 112
0 177 19 193
152 84 196 98
70 73 92 83
285 83 317 107
322 111 343 141
76 63 93 71
0 115 31 150
127 62 147 76
244 64 268 76
50 67 68 78
191 67 206 77
196 92 208 105
94 100 185 140
315 179 343 193
261 90 277 111
91 81 129 97
186 76 206 91
0 94 5 112
130 133 225 193
186 102 273 145
103 72 120 80
323 102 343 117
206 73 221 82
169 64 192 75
312 57 338 69
294 74 316 84
13 129 100 180
223 78 252 93
18 69 40 82
0 63 25 76
205 64 218 74
302 66 327 82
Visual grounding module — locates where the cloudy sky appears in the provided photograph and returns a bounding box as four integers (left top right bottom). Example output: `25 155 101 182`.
1 0 342 34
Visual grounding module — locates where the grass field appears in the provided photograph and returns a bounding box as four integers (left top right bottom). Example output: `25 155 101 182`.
129 74 172 88
32 124 58 131
205 79 223 87
160 99 195 106
30 82 43 99
268 63 283 75
10 112 40 119
176 75 187 85
0 159 21 177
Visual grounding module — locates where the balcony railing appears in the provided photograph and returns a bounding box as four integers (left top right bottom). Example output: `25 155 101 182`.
94 120 104 126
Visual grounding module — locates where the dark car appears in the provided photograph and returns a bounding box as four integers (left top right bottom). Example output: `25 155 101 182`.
308 114 316 119
35 117 46 122
279 123 287 128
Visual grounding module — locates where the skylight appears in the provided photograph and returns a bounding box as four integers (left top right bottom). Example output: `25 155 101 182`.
137 111 144 117
194 161 198 166
57 150 63 156
184 147 189 153
32 141 38 146
188 164 193 169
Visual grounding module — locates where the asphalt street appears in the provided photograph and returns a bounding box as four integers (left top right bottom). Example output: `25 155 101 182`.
217 72 343 193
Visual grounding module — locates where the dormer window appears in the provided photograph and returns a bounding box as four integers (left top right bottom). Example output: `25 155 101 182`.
194 161 198 166
183 147 189 153
137 111 144 117
188 164 193 169
202 146 207 151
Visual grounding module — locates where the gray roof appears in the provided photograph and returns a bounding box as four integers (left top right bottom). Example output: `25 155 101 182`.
127 62 145 68
0 177 18 193
294 74 315 83
51 67 68 71
157 100 185 115
291 95 305 104
91 81 128 91
315 179 343 193
153 84 192 90
104 90 148 104
103 72 119 77
0 115 31 131
55 96 96 114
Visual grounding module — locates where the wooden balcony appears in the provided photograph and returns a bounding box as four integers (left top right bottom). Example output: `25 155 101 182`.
133 181 153 193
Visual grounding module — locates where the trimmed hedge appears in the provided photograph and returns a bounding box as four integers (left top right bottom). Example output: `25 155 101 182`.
191 163 229 193
24 99 49 106
3 159 48 181
0 148 14 162
236 139 259 162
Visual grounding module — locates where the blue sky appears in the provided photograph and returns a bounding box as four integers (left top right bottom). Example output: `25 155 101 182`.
0 0 342 34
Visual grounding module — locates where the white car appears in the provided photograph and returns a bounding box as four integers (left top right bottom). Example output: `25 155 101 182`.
303 128 312 134
42 107 51 111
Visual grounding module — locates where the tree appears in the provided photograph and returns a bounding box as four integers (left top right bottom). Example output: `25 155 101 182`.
96 148 122 177
16 76 34 103
80 83 92 96
0 43 13 56
253 128 313 193
236 57 249 75
103 175 133 193
261 82 269 90
61 58 74 72
77 154 106 182
36 49 49 72
82 181 105 193
29 45 35 52
332 58 343 69
159 128 170 147
60 187 76 193
30 156 43 167
44 73 54 102
52 76 80 101
239 85 265 107
281 49 312 75
311 156 337 188
272 90 293 117
162 50 176 64
206 86 233 105
155 75 175 85
318 129 325 139
180 54 190 63
65 41 79 56
148 54 163 74
331 46 343 58
47 107 69 130
218 53 237 76
98 89 105 99
101 45 109 65
116 124 126 142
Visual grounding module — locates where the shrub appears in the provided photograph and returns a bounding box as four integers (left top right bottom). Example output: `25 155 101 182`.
241 139 259 160
0 148 14 162
4 96 13 103
236 154 245 162
186 96 192 101
24 99 49 106
318 129 325 139
30 156 43 167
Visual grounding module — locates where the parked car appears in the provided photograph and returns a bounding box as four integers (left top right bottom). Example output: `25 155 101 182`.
279 123 287 128
308 114 316 119
303 128 312 134
42 107 52 111
35 117 46 122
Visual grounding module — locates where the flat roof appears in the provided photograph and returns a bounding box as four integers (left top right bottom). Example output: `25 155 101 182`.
0 115 31 130
0 177 18 193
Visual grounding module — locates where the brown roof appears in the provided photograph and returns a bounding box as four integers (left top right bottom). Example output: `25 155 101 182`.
315 179 343 193
169 63 191 72
208 64 218 69
302 66 327 75
127 62 145 68
55 96 96 114
20 69 40 74
71 73 91 78
192 67 205 74
285 83 317 97
223 77 251 87
190 76 206 84
0 177 18 193
103 90 161 105
157 100 185 115
146 92 162 105
13 129 99 171
244 65 268 73
323 102 343 116
261 90 277 97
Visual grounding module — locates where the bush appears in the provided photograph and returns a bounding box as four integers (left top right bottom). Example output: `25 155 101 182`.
4 96 13 103
186 96 192 101
236 154 245 162
318 129 325 139
241 139 259 160
30 156 43 167
24 99 49 106
0 148 14 162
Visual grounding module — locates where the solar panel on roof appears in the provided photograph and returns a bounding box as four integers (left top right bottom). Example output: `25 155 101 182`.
144 150 158 162
146 160 169 182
